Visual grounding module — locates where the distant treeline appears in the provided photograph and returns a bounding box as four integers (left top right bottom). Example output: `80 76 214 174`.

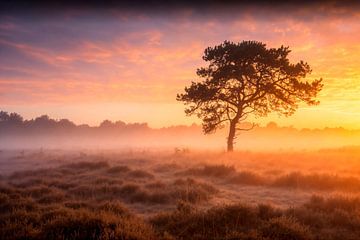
1 110 359 136
0 111 150 136
1 110 360 150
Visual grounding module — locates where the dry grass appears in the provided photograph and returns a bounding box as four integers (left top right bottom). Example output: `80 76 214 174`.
183 164 360 191
151 195 360 240
271 172 360 191
1 149 360 239
0 193 157 240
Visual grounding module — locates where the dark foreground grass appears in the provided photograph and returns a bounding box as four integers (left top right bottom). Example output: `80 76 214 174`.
0 195 157 240
2 189 360 240
5 160 218 205
151 195 360 240
2 159 360 239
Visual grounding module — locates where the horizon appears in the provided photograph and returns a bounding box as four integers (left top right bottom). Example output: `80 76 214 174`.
2 109 360 152
1 109 360 131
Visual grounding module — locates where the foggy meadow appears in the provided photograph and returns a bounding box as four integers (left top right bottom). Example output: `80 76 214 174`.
2 1 360 240
1 112 360 239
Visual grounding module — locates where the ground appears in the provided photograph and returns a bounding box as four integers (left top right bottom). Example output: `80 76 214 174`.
1 148 360 239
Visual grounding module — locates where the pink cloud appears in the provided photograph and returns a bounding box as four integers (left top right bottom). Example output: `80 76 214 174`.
2 10 360 128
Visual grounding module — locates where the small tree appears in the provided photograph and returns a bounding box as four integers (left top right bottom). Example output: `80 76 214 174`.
177 41 323 151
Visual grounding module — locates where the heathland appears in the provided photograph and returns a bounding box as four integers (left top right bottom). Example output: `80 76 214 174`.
1 148 360 240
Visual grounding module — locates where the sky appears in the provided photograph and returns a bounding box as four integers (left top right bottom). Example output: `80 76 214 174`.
1 2 360 129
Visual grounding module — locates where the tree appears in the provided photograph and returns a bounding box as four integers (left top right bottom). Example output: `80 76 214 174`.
0 111 9 122
8 112 23 125
177 40 323 151
100 120 114 128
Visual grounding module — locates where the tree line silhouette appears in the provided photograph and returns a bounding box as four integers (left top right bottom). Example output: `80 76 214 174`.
0 110 358 138
0 111 149 136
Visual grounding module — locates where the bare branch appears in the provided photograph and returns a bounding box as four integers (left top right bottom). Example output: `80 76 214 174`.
236 122 257 131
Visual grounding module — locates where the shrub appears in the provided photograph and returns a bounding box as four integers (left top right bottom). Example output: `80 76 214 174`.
64 201 91 210
304 195 360 213
153 163 181 173
151 203 260 239
119 183 141 195
145 181 167 189
127 170 154 179
40 210 156 240
91 176 123 185
184 164 237 178
272 172 360 191
260 216 313 240
228 171 266 185
96 201 130 216
62 161 110 171
107 165 131 174
171 178 218 204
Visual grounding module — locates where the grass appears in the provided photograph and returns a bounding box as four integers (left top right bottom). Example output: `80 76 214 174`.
107 165 130 174
183 164 360 191
151 195 360 240
271 172 360 191
0 194 157 240
2 149 360 239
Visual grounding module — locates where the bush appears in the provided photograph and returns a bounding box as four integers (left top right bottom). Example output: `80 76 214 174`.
261 216 313 240
62 161 110 171
228 171 266 185
40 210 156 240
151 203 260 239
107 165 131 174
272 172 360 191
171 178 218 204
127 170 154 179
184 164 237 178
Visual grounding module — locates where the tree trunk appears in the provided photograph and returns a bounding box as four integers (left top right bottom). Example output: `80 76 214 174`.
227 121 236 152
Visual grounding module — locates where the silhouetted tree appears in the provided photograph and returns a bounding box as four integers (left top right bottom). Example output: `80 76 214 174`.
58 119 76 128
177 41 323 151
100 120 114 128
8 112 23 125
34 115 56 128
114 120 126 128
0 111 9 122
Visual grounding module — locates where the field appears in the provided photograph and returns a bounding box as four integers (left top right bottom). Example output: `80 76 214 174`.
1 147 360 240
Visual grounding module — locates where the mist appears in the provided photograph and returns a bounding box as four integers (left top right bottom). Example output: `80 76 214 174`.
2 1 360 239
1 111 360 151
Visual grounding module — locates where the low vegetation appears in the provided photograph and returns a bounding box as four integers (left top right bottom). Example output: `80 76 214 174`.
151 195 360 240
2 186 360 240
183 164 360 191
1 150 360 239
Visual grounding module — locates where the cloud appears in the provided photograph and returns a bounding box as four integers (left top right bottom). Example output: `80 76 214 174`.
1 5 360 127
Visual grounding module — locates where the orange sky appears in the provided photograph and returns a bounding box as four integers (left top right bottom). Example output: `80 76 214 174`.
1 3 360 129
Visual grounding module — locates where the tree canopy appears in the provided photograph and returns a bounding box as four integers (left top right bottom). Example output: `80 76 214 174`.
177 40 323 151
